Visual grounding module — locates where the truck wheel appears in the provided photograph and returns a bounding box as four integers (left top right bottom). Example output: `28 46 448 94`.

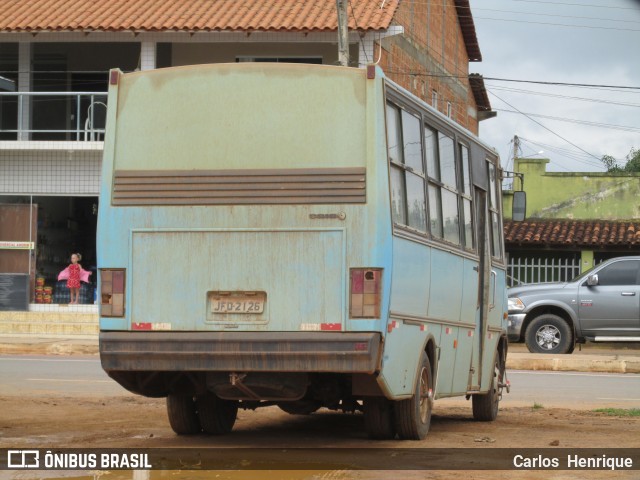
364 397 395 439
394 352 433 440
525 314 573 354
472 354 503 421
166 394 201 435
196 393 238 435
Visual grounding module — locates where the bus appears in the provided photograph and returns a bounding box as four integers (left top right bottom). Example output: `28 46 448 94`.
98 63 509 440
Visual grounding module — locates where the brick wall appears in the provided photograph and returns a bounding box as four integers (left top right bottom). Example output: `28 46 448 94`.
378 0 478 134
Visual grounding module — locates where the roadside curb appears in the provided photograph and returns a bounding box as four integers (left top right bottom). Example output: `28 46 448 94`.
506 353 640 374
1 337 639 373
0 340 99 356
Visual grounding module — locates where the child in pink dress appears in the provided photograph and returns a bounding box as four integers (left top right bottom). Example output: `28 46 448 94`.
58 253 91 304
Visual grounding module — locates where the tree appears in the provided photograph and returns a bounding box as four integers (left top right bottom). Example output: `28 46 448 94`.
623 148 640 172
601 154 621 172
601 148 640 173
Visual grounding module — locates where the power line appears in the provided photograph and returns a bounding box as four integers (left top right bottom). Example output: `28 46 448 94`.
485 85 640 108
470 6 640 24
482 77 640 91
347 0 370 64
519 137 600 159
488 90 604 166
507 0 640 10
470 15 640 32
493 108 640 133
518 137 607 168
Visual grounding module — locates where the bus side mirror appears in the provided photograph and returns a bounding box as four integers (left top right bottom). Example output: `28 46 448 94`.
587 274 599 286
512 191 526 222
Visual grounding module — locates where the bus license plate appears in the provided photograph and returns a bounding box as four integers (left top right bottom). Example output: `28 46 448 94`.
210 293 265 314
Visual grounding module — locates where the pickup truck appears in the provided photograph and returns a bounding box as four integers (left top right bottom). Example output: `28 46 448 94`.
508 256 640 354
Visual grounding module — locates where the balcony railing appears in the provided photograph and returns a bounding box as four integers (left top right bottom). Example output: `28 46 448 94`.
0 91 107 141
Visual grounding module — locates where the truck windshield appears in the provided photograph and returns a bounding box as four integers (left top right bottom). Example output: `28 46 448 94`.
570 264 596 283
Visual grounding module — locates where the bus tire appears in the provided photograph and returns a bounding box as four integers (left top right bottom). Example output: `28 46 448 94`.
196 393 238 435
166 394 201 435
524 314 573 354
364 397 395 440
472 354 503 422
394 352 433 440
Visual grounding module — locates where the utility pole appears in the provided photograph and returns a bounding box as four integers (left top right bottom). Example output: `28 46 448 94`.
513 135 520 161
512 135 521 190
336 0 349 66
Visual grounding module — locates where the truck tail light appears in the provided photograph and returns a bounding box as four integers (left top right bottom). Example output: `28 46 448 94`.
100 269 125 317
350 268 382 318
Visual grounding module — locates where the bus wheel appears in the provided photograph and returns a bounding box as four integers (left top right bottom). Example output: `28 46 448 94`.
394 352 433 440
166 394 201 435
472 354 503 421
364 397 395 439
196 393 238 435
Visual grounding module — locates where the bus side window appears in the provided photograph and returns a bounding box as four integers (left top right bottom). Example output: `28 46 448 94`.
488 161 503 259
386 103 427 232
460 144 474 250
425 126 443 238
386 103 407 225
438 133 460 245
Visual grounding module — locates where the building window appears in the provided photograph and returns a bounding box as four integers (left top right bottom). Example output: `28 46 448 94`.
432 90 438 109
447 102 452 118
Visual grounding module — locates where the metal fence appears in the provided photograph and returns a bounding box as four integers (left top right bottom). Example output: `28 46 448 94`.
506 256 581 287
0 91 107 141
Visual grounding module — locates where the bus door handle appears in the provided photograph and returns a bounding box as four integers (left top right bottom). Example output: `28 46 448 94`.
489 270 497 310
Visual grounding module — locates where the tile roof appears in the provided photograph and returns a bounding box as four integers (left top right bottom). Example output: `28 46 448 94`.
0 0 399 32
504 220 640 247
468 73 492 111
453 0 481 62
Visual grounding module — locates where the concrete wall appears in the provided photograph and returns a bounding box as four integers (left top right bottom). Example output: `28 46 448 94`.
503 158 640 220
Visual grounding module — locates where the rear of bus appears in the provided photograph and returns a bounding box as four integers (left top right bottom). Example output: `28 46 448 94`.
98 64 392 430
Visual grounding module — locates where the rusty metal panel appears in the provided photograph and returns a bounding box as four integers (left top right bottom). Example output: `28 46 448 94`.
112 168 366 206
100 331 382 373
130 229 345 331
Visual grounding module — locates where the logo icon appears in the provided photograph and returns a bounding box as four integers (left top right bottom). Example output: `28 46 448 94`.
7 450 40 469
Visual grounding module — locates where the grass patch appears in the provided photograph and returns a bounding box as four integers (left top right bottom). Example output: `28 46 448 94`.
593 408 640 417
532 402 544 410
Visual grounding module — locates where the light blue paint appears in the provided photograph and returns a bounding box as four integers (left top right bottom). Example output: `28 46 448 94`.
390 238 430 316
97 64 508 400
428 248 464 321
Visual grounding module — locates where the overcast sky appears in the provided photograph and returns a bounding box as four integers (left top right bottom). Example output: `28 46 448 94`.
468 0 640 172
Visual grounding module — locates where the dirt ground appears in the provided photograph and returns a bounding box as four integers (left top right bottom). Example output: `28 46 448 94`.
1 395 639 449
1 395 638 480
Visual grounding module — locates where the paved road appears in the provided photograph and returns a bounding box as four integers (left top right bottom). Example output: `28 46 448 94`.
1 355 639 408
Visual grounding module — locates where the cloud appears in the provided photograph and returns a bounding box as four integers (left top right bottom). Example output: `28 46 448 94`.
470 0 640 171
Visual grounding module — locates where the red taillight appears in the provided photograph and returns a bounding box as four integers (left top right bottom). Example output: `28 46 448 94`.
100 269 125 317
350 268 382 318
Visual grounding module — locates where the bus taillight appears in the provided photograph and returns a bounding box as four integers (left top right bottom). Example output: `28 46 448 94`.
350 268 382 318
100 269 126 317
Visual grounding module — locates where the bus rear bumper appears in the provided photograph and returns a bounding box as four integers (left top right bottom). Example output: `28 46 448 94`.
99 331 382 374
